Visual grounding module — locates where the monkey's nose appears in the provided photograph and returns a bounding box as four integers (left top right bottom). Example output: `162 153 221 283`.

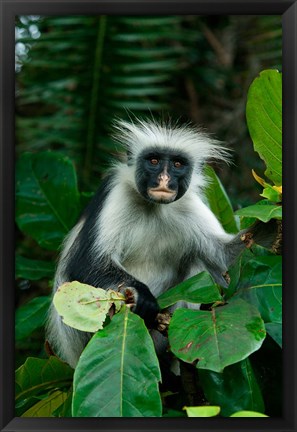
158 172 170 182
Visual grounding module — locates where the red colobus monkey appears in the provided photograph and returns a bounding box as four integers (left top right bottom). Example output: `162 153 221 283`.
47 119 267 368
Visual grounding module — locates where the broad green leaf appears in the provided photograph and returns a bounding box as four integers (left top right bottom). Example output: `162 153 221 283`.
15 255 55 280
199 359 265 417
204 166 239 234
230 410 268 417
72 307 162 417
22 390 69 417
230 255 282 323
16 151 81 250
235 201 282 222
265 322 282 347
184 406 220 417
53 281 125 333
224 247 274 299
158 272 222 309
169 299 266 373
16 296 51 341
246 70 282 185
15 357 73 404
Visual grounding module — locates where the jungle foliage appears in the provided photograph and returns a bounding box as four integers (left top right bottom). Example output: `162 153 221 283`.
15 15 282 417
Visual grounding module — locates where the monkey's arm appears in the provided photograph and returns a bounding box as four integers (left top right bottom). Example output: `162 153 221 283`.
57 243 160 328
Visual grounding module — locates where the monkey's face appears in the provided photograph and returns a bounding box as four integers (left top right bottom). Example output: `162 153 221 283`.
135 148 193 204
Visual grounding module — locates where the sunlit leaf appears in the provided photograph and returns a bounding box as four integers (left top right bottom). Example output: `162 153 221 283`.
235 201 282 222
184 405 220 417
246 69 282 185
53 281 125 332
230 410 268 417
204 166 239 233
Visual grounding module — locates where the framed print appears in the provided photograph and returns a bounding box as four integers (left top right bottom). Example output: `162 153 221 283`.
1 0 296 431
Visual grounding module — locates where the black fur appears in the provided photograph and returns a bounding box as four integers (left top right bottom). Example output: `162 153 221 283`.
56 173 160 328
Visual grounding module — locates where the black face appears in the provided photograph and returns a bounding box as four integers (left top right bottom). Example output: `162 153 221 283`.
135 148 193 204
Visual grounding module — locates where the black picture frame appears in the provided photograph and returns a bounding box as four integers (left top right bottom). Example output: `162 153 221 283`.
1 1 296 431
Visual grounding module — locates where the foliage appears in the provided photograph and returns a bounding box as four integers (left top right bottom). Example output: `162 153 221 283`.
184 406 268 417
15 357 73 417
54 282 124 332
246 70 282 185
72 307 162 417
15 15 281 197
15 14 282 418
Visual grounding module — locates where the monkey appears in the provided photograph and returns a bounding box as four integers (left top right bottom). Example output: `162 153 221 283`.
46 118 274 369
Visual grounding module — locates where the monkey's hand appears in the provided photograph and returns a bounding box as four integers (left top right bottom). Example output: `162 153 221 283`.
156 311 171 336
119 283 160 329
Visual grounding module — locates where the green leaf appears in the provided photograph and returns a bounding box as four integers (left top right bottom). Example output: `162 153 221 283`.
53 281 125 332
265 322 282 347
15 255 55 280
22 390 69 417
224 247 274 299
52 390 73 417
230 410 268 417
169 299 266 373
15 357 73 404
199 359 265 416
72 307 162 417
204 166 239 234
184 406 221 417
235 201 282 222
260 185 281 202
157 272 222 309
16 151 81 250
16 296 51 341
230 255 282 323
246 70 282 185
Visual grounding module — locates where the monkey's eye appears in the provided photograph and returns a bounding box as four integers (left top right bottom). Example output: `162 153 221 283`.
173 160 183 168
150 158 159 165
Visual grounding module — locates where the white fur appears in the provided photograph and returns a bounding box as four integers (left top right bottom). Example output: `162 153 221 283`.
48 119 235 368
94 164 234 297
96 120 233 295
112 118 231 166
54 218 85 289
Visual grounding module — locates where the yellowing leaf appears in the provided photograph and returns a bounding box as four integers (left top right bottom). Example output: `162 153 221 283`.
22 390 68 417
53 281 125 332
252 169 266 187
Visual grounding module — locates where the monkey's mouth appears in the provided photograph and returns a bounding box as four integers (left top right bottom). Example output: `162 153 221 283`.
148 188 177 203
